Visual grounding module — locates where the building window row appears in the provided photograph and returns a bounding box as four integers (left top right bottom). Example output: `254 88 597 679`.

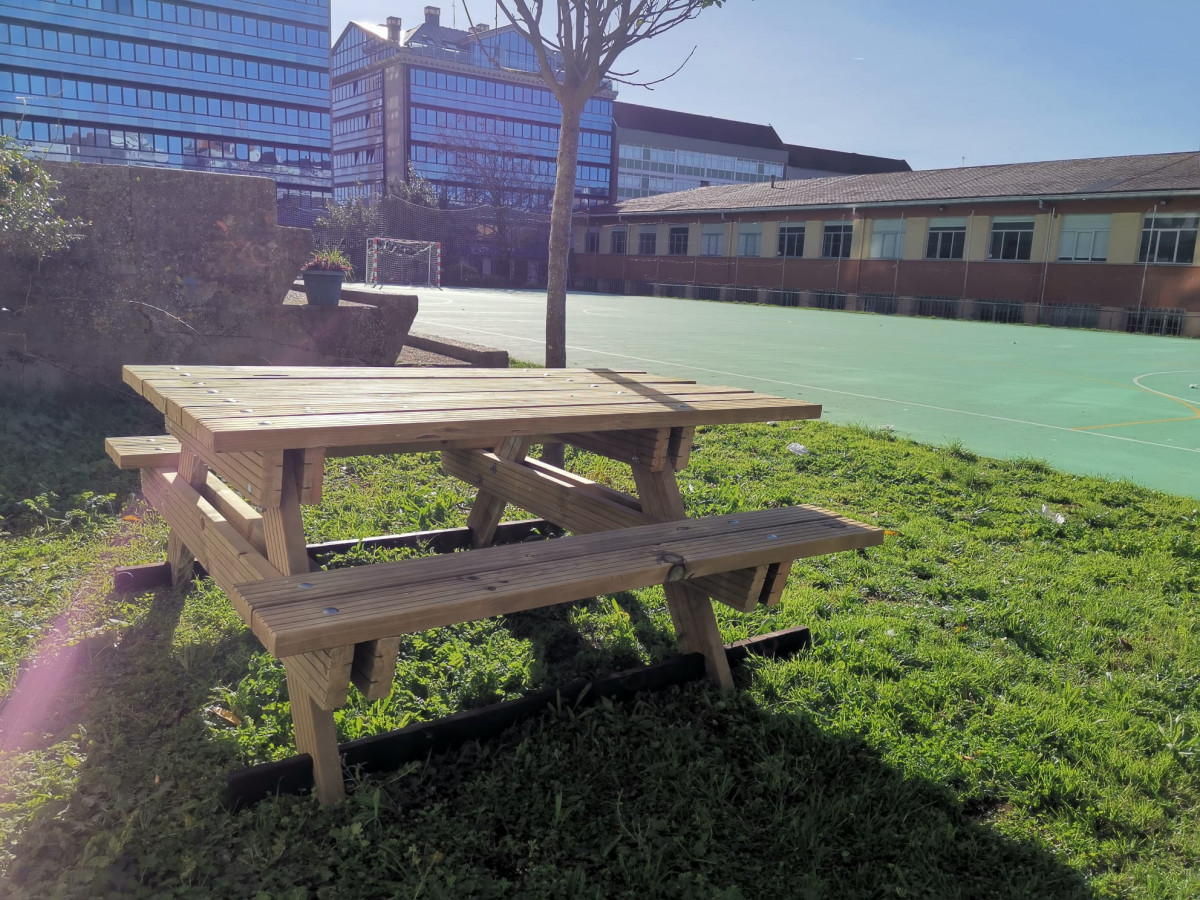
47 0 330 48
335 148 376 166
333 112 382 136
409 67 612 122
332 31 396 77
3 115 331 175
588 212 1199 267
0 22 329 91
412 106 561 146
1 69 330 132
332 74 383 101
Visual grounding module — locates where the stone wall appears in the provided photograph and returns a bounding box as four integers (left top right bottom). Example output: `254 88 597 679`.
0 164 416 390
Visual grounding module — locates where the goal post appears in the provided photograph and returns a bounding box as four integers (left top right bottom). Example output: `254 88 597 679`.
365 238 442 288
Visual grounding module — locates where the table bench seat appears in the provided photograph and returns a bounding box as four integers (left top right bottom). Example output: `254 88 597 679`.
236 504 883 660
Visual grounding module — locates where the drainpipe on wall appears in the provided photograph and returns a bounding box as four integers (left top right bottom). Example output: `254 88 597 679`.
1037 205 1056 314
852 206 864 297
961 209 975 300
892 213 905 298
1136 203 1157 326
834 214 845 292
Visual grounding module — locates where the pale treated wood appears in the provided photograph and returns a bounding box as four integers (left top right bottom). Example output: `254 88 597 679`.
236 505 883 657
282 659 345 805
166 448 208 587
285 645 354 709
262 450 311 577
632 463 736 690
201 472 266 553
202 395 819 454
445 449 645 534
167 424 284 507
105 435 182 470
445 450 771 610
140 468 282 620
552 428 673 471
761 560 794 607
668 426 695 471
463 436 531 548
351 638 402 700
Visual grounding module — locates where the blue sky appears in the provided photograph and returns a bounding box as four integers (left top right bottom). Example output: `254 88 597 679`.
331 0 1200 170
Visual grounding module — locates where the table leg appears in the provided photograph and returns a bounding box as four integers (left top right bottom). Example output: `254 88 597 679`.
464 436 531 548
262 449 312 576
631 464 735 690
283 656 346 805
167 449 209 587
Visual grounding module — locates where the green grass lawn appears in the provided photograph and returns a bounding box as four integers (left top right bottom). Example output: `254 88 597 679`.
0 385 1197 898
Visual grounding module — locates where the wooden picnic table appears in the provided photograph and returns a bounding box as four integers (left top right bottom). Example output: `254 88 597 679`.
109 365 883 803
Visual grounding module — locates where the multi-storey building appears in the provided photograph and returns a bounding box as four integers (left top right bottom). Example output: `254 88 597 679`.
331 6 615 207
0 0 332 221
572 151 1200 337
613 101 910 200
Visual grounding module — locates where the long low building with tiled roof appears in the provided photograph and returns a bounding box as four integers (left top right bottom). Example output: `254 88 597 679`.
571 151 1200 336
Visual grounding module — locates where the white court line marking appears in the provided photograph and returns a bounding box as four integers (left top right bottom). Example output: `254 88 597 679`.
421 317 1200 457
1132 370 1200 410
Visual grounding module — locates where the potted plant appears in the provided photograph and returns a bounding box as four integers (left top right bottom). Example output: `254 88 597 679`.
300 248 353 306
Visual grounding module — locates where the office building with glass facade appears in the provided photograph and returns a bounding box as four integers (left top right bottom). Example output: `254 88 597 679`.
614 102 910 201
331 6 614 209
0 0 332 220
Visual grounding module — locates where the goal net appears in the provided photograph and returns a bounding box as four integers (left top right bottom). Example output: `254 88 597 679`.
365 238 442 288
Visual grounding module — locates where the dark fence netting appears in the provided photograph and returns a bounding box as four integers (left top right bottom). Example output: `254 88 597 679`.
310 196 552 288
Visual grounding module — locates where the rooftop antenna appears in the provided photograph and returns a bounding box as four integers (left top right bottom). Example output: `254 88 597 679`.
961 155 966 167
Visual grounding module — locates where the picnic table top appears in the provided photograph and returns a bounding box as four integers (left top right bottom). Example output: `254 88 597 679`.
123 365 822 454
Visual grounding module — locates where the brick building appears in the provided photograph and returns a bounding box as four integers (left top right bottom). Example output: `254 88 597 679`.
572 151 1200 336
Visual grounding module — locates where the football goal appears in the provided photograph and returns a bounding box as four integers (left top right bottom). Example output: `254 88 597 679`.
365 238 442 288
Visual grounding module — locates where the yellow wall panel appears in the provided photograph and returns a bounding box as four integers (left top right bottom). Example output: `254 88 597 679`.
1108 213 1141 265
966 215 990 262
902 217 927 260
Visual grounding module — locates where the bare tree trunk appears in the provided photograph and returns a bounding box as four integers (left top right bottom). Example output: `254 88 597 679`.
546 94 583 370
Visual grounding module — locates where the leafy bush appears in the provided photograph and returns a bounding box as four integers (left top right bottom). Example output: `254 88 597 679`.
0 135 86 259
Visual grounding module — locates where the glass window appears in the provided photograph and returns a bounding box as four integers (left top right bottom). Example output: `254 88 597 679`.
701 224 724 256
988 218 1035 261
584 230 600 254
610 229 626 254
638 227 657 255
1057 214 1110 262
822 222 853 258
668 226 689 256
738 224 762 257
778 224 805 258
869 219 905 259
1138 215 1198 265
926 220 966 259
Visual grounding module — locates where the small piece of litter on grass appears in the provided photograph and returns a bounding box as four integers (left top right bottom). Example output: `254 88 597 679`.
885 629 896 637
1040 504 1066 525
1190 384 1198 389
787 442 810 456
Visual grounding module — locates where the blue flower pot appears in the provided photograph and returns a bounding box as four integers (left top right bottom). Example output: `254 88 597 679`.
301 270 345 306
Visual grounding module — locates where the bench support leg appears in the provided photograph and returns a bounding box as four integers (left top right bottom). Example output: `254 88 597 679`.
283 659 345 805
631 464 735 690
166 450 208 588
464 436 531 548
263 450 312 577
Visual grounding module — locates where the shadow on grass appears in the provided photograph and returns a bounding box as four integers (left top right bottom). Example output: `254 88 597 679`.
3 585 1099 898
3 583 260 894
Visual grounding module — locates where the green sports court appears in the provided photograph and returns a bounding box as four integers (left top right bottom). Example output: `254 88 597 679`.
411 288 1200 498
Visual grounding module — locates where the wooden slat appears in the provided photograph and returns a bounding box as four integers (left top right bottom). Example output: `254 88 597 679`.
464 436 531 548
632 463 735 690
167 447 208 587
141 468 282 618
262 450 311 577
201 396 821 453
236 505 883 658
167 423 284 507
201 471 266 554
282 659 345 805
444 450 773 613
351 638 402 701
552 428 673 472
286 646 354 710
105 435 181 470
760 560 794 607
